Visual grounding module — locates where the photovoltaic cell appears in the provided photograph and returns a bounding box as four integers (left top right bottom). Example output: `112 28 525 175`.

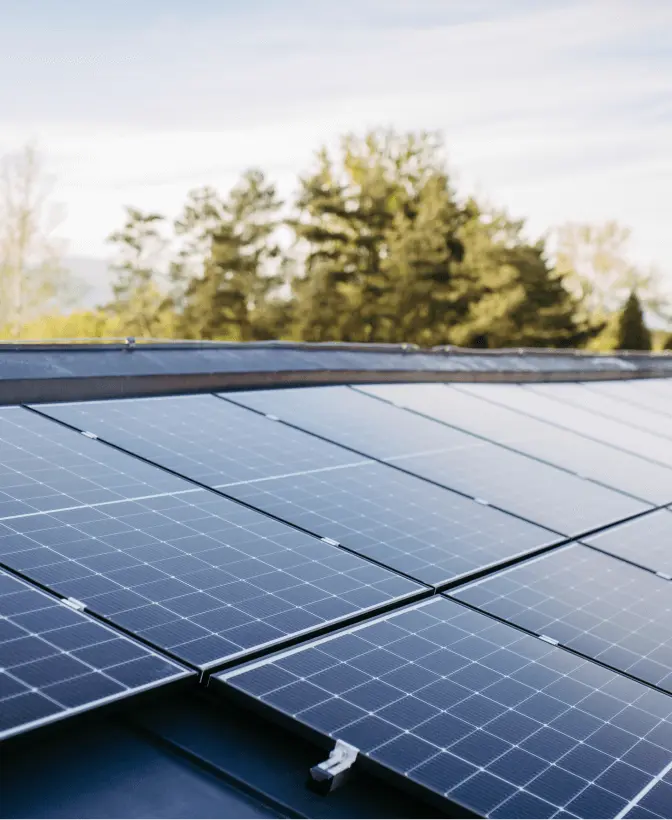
385 448 646 537
221 461 559 587
225 386 647 537
582 509 672 577
217 596 672 819
0 490 423 669
451 545 672 693
451 383 672 469
0 407 186 520
0 568 189 740
224 385 473 460
34 395 362 487
529 384 672 442
366 383 671 505
583 382 672 419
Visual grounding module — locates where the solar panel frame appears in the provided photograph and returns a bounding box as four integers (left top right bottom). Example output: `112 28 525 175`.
450 544 672 693
367 383 672 505
215 596 672 819
219 460 561 587
0 567 191 741
0 407 187 520
528 384 672 442
0 489 426 670
448 384 672 469
581 509 672 577
32 395 365 488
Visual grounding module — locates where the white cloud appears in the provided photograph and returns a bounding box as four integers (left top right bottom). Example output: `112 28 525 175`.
0 0 669 297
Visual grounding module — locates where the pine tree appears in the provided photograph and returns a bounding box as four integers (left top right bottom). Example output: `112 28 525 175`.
615 291 652 351
105 208 170 337
452 205 598 348
290 129 465 343
179 171 283 340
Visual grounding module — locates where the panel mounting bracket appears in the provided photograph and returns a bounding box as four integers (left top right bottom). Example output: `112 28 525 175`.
62 597 87 612
309 740 359 793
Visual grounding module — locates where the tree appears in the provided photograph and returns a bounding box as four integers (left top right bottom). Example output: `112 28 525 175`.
663 333 672 351
451 205 598 348
105 207 172 337
179 171 283 340
0 143 76 338
554 221 670 326
615 291 652 351
290 129 465 343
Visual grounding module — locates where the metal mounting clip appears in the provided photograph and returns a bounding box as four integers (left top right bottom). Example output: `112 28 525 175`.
309 740 359 793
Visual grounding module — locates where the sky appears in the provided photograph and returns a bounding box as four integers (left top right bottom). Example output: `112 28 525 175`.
1 0 671 300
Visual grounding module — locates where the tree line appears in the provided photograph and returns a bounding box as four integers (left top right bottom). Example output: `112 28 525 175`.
2 132 671 350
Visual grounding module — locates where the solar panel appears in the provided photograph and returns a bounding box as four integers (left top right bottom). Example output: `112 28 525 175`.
224 385 473 460
34 391 646 543
529 384 672 442
0 568 190 741
582 509 672 577
221 461 559 587
625 762 672 819
0 407 186 520
385 448 647 537
0 490 423 669
583 382 672 419
216 596 672 819
450 383 672 469
451 544 672 693
367 383 672 505
34 395 362 487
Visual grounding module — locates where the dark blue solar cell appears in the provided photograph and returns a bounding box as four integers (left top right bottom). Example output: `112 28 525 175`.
0 489 423 669
452 545 672 693
0 569 189 741
217 597 672 818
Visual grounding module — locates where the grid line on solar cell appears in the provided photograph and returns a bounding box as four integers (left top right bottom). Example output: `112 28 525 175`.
620 758 672 819
528 384 672 442
0 568 189 740
366 382 672 506
0 407 186 520
451 545 672 693
451 384 672 469
33 395 366 488
0 489 424 669
218 596 672 819
225 386 648 539
582 510 672 577
219 461 559 587
27 394 563 588
583 382 672 419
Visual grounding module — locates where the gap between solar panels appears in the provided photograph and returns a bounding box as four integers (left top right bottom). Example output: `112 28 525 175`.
23 397 668 589
351 384 672 507
211 595 672 820
0 564 192 743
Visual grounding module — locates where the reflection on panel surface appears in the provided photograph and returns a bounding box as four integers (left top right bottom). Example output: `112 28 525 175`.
0 407 184 519
582 509 672 577
218 597 672 819
452 544 672 692
0 490 423 669
0 569 189 740
223 461 558 587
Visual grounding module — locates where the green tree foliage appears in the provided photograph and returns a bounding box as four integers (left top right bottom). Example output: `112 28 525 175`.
290 131 467 343
179 171 283 340
105 207 172 337
451 205 600 348
615 291 652 351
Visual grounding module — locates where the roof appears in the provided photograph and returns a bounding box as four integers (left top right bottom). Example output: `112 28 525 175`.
0 343 671 819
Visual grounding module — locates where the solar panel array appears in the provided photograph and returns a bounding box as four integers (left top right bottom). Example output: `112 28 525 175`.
0 376 670 819
0 568 189 740
218 597 672 820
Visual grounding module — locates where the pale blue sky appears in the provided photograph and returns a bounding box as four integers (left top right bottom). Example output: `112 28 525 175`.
1 0 670 294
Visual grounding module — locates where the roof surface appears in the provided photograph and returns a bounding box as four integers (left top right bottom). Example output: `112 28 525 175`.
0 345 671 819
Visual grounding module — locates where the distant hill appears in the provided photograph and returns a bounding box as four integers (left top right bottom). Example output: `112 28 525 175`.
63 256 113 310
